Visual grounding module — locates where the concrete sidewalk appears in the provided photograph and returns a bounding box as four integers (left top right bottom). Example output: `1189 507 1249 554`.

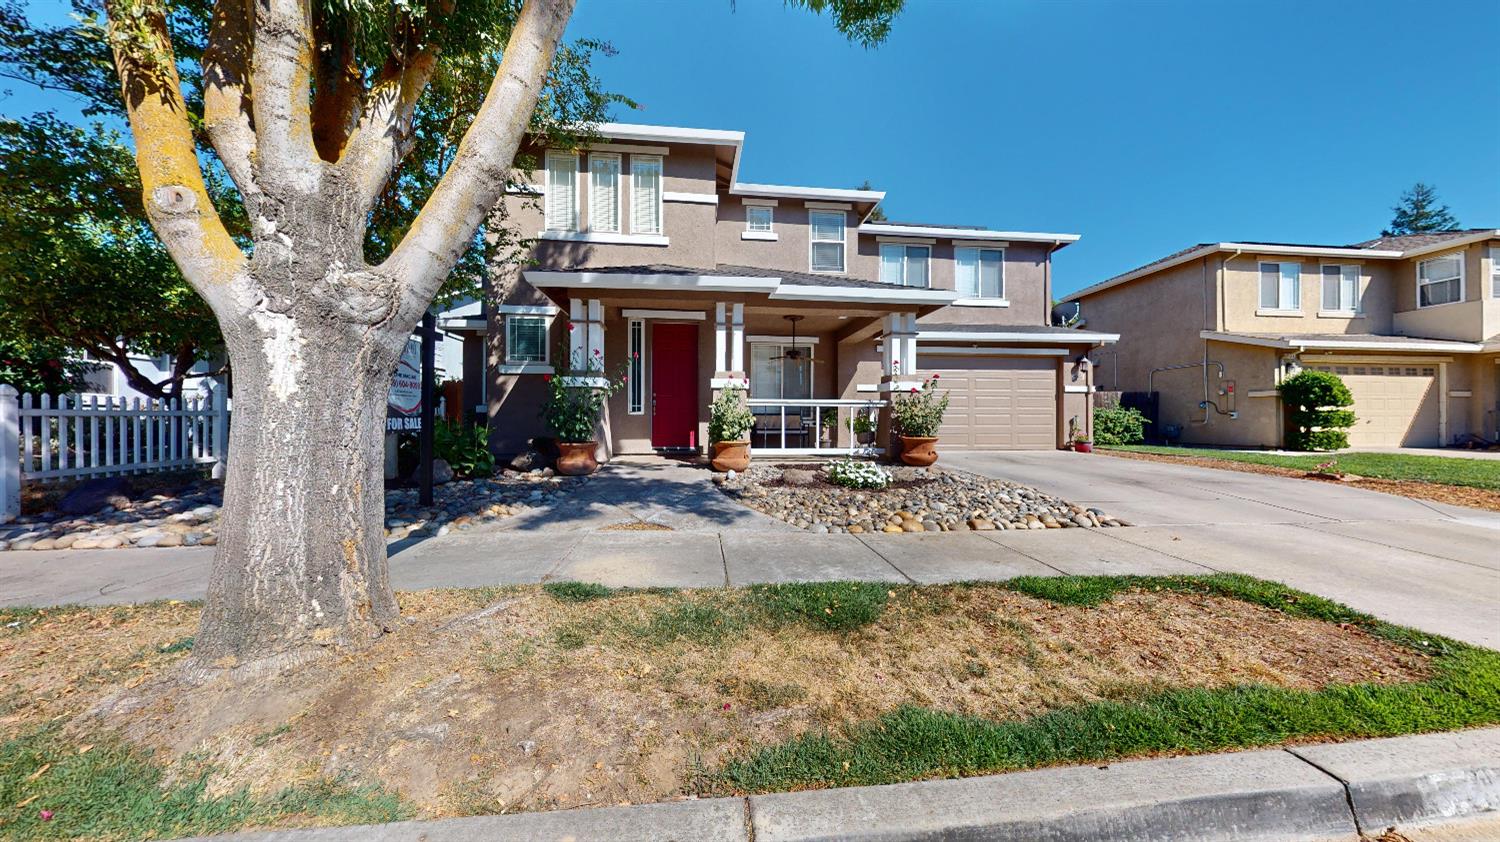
4 515 1498 647
183 727 1500 842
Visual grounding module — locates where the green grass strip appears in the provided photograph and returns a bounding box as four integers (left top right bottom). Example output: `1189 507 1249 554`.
1109 446 1500 490
0 727 410 840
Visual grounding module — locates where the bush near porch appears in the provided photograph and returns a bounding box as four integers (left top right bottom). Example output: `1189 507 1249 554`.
2 575 1496 837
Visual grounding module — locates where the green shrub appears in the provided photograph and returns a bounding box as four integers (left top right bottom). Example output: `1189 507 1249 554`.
1092 406 1148 446
1278 370 1356 451
709 384 753 443
433 420 495 478
540 341 627 444
890 376 950 438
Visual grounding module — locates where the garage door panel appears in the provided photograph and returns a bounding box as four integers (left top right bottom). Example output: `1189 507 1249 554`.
926 357 1057 450
1307 366 1439 448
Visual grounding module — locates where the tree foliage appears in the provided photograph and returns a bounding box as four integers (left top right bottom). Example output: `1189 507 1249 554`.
0 334 90 396
1278 369 1355 451
1383 182 1460 237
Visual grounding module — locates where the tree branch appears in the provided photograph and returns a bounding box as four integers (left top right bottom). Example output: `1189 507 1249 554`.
202 0 259 205
381 0 575 324
104 0 248 321
309 13 363 162
250 0 320 193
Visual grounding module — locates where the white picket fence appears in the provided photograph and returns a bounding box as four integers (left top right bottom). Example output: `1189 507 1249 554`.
1 384 229 520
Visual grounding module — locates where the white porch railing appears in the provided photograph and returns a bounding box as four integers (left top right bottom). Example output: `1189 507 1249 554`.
2 384 230 520
746 398 886 456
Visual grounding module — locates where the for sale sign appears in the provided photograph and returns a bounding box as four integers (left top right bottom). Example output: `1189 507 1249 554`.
386 339 423 431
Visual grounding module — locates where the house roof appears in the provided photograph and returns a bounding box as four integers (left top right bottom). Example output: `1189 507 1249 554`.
860 222 1080 246
521 264 958 306
918 323 1119 344
1065 228 1499 303
1200 331 1485 353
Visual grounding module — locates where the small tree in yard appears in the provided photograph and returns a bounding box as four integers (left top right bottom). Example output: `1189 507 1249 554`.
1279 370 1356 451
74 0 904 673
1383 182 1460 236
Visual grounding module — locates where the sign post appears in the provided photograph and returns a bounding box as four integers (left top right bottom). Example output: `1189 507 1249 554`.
419 311 436 506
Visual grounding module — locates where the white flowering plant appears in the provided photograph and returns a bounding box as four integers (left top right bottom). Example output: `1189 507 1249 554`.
825 459 891 490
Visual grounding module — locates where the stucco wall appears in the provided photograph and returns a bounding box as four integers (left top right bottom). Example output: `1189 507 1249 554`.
1221 256 1398 335
1392 242 1493 342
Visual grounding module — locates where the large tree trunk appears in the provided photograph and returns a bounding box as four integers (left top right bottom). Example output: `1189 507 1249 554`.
192 301 406 669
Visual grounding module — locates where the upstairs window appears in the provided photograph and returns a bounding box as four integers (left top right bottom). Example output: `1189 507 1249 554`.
809 210 846 273
1417 254 1463 307
1320 264 1360 313
506 315 549 364
746 205 774 233
588 153 620 233
544 151 578 232
879 244 930 287
630 155 663 234
1258 262 1300 311
955 247 1004 299
1490 247 1499 297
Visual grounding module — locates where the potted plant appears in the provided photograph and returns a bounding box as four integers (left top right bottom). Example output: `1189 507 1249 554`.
1072 434 1094 453
708 383 753 472
890 375 950 467
540 342 626 476
819 411 837 447
851 413 876 445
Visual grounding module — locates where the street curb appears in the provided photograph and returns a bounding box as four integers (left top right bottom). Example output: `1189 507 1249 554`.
181 728 1500 842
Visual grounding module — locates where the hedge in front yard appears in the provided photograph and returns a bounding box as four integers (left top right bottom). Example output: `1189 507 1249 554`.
1278 370 1356 451
1092 406 1149 446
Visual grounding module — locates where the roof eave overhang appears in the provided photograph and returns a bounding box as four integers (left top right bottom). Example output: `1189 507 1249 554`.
860 223 1081 247
523 270 779 295
919 330 1118 345
1398 230 1500 259
1199 330 1484 354
768 285 957 306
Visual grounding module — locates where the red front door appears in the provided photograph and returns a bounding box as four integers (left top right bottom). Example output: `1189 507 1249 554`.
651 323 699 449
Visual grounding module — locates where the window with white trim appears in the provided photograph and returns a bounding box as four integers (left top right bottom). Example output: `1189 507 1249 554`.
1258 262 1300 310
1417 253 1463 307
749 344 812 399
746 205 774 233
1490 247 1499 297
955 247 1004 299
879 244 930 287
505 315 549 364
628 319 645 414
1320 264 1360 313
588 153 620 233
630 155 663 234
808 210 846 273
543 151 578 232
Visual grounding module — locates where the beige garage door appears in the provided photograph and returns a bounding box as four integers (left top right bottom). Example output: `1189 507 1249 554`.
926 356 1057 449
1307 364 1439 447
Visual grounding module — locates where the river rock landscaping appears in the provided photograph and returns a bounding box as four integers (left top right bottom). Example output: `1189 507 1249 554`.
0 470 585 552
716 462 1125 533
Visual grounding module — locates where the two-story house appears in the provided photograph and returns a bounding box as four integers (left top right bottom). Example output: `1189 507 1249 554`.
451 122 1117 459
1063 229 1500 448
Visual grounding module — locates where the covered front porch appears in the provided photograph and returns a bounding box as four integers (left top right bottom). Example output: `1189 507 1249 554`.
486 265 951 458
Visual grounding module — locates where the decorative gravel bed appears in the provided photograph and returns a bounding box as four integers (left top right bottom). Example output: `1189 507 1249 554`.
716 462 1126 533
0 470 585 551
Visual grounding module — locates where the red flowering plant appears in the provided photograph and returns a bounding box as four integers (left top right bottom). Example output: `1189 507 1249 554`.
889 375 949 438
540 325 628 444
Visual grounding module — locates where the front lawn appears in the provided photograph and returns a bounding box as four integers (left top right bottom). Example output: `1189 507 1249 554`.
3 577 1497 839
1107 445 1500 498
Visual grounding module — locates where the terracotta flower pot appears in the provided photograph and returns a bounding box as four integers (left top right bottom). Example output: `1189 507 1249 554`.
899 435 939 467
711 440 751 472
1074 441 1094 453
556 441 599 476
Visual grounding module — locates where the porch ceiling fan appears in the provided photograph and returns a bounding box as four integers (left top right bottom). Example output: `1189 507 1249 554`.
771 315 821 363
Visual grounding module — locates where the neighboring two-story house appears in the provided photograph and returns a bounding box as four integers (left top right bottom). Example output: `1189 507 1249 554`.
1063 229 1500 448
454 123 1116 459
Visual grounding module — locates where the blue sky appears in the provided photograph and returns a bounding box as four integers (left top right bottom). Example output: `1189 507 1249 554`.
6 0 1497 294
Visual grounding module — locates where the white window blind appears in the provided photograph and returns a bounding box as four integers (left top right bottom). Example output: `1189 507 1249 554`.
746 206 773 232
506 316 549 363
544 152 578 232
809 210 845 273
879 244 930 287
1417 255 1462 307
631 155 663 234
1259 262 1300 310
588 153 620 233
1320 265 1359 312
955 247 1004 298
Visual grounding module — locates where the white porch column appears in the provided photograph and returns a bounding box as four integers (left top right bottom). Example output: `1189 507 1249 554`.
880 313 919 377
586 299 605 371
730 303 745 373
569 299 605 370
714 302 727 373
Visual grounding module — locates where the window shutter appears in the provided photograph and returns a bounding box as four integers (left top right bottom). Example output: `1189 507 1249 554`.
955 248 979 297
589 154 620 232
880 244 904 284
544 152 577 232
631 155 662 234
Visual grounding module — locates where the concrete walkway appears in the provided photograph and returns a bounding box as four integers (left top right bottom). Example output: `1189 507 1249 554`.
183 727 1500 842
5 452 1498 647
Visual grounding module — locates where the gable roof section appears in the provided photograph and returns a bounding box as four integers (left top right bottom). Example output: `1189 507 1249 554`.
1065 228 1499 303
